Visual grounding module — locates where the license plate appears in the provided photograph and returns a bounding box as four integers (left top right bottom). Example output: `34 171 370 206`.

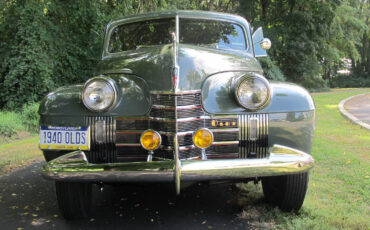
39 126 90 150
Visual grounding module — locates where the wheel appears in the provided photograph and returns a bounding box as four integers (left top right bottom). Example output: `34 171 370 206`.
262 172 308 212
55 181 92 219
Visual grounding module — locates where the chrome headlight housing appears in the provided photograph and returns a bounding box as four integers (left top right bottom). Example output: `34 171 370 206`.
82 77 117 112
235 75 271 110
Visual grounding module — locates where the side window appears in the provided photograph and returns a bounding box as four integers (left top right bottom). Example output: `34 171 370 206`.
108 18 176 53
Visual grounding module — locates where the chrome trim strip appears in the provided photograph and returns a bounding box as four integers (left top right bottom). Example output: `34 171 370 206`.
150 90 201 95
212 141 239 146
115 117 148 120
116 130 142 134
210 115 238 119
149 116 204 122
152 104 201 110
161 145 195 151
179 145 195 151
174 134 181 195
115 115 237 122
162 141 239 151
41 145 314 182
159 130 193 136
116 143 141 147
211 128 239 133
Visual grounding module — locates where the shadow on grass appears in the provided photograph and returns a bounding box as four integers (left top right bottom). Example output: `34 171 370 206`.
236 182 315 230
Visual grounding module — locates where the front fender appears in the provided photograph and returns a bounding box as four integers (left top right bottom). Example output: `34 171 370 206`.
39 74 151 117
201 72 315 114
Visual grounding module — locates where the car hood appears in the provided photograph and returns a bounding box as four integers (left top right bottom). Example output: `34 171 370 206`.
96 44 262 92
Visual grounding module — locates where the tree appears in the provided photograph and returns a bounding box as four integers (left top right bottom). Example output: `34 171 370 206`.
0 0 55 109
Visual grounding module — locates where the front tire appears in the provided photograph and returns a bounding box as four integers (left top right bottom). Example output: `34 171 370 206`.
262 172 308 212
55 181 92 219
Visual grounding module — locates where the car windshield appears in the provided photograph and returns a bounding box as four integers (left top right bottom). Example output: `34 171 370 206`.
108 18 176 53
108 17 247 53
179 18 246 51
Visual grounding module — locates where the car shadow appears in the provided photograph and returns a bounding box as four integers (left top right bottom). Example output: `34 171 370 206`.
0 162 248 230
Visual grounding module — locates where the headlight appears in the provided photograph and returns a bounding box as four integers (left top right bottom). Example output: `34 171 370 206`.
235 75 271 110
82 77 117 112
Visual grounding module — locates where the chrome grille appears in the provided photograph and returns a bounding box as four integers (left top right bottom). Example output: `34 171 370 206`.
238 114 268 158
115 91 245 161
85 116 116 163
150 91 206 159
151 93 201 107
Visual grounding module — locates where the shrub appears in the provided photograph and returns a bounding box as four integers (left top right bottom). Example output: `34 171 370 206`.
21 103 40 133
0 111 24 137
330 73 370 88
259 57 286 82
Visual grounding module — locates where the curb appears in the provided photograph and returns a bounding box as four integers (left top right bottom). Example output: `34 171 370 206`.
338 93 370 130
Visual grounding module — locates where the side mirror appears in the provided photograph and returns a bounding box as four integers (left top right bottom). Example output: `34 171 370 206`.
252 27 271 57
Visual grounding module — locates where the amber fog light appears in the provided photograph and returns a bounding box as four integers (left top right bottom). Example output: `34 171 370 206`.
140 130 161 151
193 128 214 149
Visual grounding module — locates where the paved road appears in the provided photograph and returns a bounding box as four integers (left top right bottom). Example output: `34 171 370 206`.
0 162 248 230
344 93 370 124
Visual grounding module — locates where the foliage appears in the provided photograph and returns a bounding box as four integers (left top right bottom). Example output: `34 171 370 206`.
0 0 369 109
0 103 38 138
330 73 370 88
0 0 55 109
258 57 285 81
0 111 25 137
21 103 40 133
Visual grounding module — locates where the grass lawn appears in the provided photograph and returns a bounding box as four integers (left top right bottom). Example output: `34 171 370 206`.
0 136 42 174
238 88 370 229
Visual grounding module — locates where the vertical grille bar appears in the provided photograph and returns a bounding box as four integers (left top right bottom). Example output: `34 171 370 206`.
238 114 269 159
85 116 116 163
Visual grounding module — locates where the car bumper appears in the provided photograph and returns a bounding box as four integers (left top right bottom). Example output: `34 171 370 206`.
42 142 314 193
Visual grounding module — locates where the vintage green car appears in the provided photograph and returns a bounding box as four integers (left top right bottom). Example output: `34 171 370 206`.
39 11 315 219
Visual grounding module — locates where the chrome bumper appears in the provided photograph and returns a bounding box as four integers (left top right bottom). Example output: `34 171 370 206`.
42 142 314 194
